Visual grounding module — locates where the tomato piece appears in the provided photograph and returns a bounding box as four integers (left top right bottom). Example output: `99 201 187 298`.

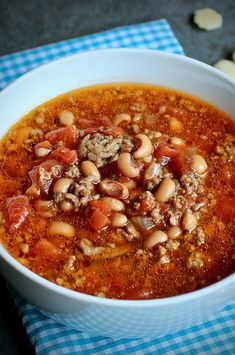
89 200 111 215
89 209 110 230
154 144 181 160
159 203 169 214
78 119 101 129
99 116 112 127
50 148 77 165
6 195 30 230
168 153 187 178
103 128 124 137
32 238 63 260
34 200 56 218
140 198 155 214
28 159 63 197
216 194 235 222
154 144 187 178
83 127 98 134
45 126 79 147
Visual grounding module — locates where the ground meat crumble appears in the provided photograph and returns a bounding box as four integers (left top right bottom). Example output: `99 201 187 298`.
79 133 134 167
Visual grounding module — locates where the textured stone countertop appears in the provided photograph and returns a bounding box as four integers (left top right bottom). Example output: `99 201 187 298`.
0 0 234 353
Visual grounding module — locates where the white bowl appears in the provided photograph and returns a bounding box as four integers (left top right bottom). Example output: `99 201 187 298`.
0 49 235 338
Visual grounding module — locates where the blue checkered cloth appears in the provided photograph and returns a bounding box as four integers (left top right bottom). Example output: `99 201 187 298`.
1 19 235 354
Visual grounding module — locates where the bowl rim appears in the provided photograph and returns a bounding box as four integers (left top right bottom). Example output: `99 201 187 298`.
0 47 235 308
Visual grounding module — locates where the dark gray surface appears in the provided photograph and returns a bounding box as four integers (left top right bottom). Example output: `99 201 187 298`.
0 0 234 354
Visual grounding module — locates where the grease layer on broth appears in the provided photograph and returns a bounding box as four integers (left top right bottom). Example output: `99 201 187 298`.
0 84 234 300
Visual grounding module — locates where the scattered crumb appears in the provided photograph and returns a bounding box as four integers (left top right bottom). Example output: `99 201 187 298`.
194 8 223 31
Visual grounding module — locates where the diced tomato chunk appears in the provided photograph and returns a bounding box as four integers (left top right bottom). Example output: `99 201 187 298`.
140 198 156 214
154 144 187 177
89 200 111 215
159 203 169 214
78 119 101 129
168 153 187 178
50 148 77 165
216 194 235 222
6 195 30 230
103 128 124 137
78 116 112 130
89 199 111 230
28 159 63 197
89 209 110 230
154 144 181 160
45 126 79 147
32 238 63 260
83 127 98 134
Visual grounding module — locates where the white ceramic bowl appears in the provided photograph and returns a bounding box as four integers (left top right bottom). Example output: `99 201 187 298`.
0 49 235 338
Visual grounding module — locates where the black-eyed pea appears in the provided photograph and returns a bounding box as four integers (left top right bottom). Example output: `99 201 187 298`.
59 110 75 126
145 230 168 249
144 162 161 180
21 243 29 254
154 177 176 202
53 178 74 193
111 213 128 227
60 200 73 213
101 197 124 212
99 179 129 199
121 179 137 190
133 134 153 159
49 221 75 237
80 160 101 182
167 226 182 239
192 154 208 175
117 153 140 178
170 137 185 146
113 113 131 126
182 211 197 232
35 147 51 157
169 117 183 132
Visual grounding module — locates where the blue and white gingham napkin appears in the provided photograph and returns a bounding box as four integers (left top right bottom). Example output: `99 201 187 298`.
1 19 235 354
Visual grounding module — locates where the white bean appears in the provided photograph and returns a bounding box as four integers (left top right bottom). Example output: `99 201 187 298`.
167 226 182 239
49 221 75 237
35 147 51 157
117 152 140 178
182 211 197 232
169 117 182 131
80 160 100 182
60 200 73 212
154 177 176 202
133 134 153 159
53 178 74 193
192 154 208 175
113 113 131 126
120 179 137 190
99 179 129 199
144 162 161 180
59 110 75 126
170 137 185 146
101 197 124 212
111 213 128 227
21 243 29 254
145 230 168 249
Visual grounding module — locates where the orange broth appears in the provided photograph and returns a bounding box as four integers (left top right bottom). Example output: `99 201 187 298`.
0 83 234 299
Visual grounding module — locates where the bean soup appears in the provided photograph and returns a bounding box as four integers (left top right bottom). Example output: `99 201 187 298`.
0 84 234 299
